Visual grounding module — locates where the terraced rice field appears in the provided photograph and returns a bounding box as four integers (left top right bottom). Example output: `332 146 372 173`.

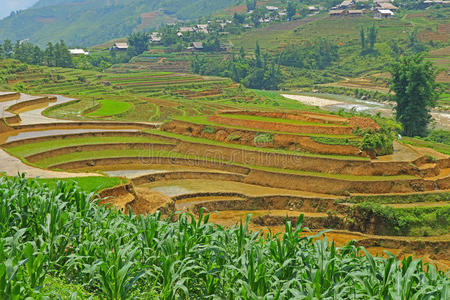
0 64 449 269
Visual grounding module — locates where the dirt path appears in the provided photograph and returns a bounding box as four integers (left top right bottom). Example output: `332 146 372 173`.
0 148 99 178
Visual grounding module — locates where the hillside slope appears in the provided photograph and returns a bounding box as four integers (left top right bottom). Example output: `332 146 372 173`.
0 0 239 46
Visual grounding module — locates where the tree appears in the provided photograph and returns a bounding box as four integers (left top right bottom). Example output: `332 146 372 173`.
2 39 13 58
233 13 245 24
390 54 440 137
127 32 149 56
360 26 366 50
246 0 257 11
368 23 377 50
286 2 296 20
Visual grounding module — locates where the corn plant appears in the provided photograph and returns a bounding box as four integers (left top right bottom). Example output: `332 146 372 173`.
0 175 448 299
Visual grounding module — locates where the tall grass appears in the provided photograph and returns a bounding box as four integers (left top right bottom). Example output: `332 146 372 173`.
0 175 448 298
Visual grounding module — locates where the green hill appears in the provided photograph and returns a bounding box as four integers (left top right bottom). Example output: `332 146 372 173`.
0 0 240 47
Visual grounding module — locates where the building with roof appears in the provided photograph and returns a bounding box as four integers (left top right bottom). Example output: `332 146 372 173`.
69 49 89 56
377 2 398 10
375 9 394 18
348 9 363 16
112 43 128 51
329 9 345 16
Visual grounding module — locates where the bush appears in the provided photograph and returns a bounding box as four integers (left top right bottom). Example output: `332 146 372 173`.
202 125 215 134
359 130 394 156
253 133 274 145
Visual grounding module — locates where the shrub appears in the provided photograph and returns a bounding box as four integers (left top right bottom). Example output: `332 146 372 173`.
253 133 274 145
202 125 215 134
359 130 394 156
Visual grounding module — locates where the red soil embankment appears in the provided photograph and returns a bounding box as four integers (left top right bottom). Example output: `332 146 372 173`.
187 195 344 214
172 139 418 176
132 171 246 186
243 169 435 195
49 157 251 175
162 120 364 157
208 115 354 135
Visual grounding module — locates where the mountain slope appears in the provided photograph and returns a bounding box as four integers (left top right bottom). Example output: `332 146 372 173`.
0 0 240 47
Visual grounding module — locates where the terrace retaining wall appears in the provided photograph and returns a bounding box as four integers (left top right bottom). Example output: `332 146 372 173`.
25 143 175 163
163 120 365 157
173 140 418 176
7 96 57 113
12 121 158 131
243 169 435 195
49 157 251 175
208 115 354 135
132 171 246 186
2 131 175 147
0 92 20 102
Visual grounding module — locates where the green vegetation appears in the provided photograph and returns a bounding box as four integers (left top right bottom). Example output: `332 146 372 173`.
34 176 124 192
401 137 450 155
355 202 450 236
87 100 132 117
348 191 450 204
218 113 348 127
1 176 448 298
390 54 440 137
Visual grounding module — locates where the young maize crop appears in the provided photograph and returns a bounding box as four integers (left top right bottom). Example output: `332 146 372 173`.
0 175 448 299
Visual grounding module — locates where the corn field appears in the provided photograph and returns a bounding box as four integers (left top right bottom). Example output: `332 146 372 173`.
0 175 449 299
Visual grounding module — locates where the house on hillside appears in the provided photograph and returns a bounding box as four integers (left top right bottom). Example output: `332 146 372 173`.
112 43 128 51
377 2 398 10
329 9 345 16
375 9 394 18
69 49 89 56
348 9 363 16
339 0 354 8
179 27 195 33
196 24 209 34
309 6 319 13
150 32 161 43
266 6 279 11
192 42 204 50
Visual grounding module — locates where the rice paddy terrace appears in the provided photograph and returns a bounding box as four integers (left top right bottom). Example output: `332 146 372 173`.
0 63 449 269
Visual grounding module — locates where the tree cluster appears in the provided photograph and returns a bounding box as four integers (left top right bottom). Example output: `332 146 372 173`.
191 44 282 90
360 24 378 54
280 39 339 69
0 40 73 68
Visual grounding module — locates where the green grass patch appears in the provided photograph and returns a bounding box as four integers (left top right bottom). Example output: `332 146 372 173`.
4 136 173 157
87 100 131 117
347 191 450 204
401 137 450 155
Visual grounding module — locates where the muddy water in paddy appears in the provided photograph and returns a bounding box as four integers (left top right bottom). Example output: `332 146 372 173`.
142 179 335 198
103 165 215 178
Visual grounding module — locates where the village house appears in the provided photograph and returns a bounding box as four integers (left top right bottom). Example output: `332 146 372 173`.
329 9 345 16
69 49 89 56
375 9 394 18
191 42 204 50
179 27 195 33
266 6 279 11
150 32 161 43
112 43 128 51
309 6 319 13
348 9 364 16
339 0 354 8
196 24 209 34
377 2 398 10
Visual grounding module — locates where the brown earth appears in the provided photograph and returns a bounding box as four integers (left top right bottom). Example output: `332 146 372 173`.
208 115 354 135
25 142 175 163
162 119 365 157
0 92 20 102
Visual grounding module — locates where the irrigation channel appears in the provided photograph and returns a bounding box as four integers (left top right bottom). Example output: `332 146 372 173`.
0 90 449 270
